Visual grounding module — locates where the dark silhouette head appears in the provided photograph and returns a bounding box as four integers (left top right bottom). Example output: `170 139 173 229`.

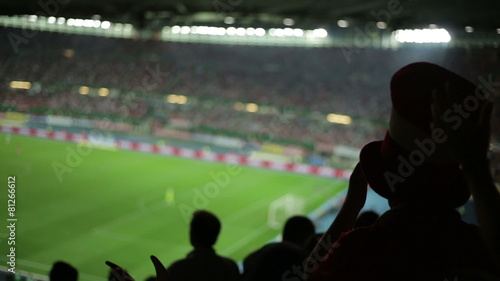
49 261 78 281
190 210 221 248
354 211 380 228
282 216 315 247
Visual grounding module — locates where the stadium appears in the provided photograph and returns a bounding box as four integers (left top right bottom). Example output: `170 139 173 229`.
1 0 500 280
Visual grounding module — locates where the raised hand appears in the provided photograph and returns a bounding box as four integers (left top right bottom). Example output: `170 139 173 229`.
151 255 170 281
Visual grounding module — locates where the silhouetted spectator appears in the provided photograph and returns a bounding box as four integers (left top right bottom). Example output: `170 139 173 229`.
166 210 240 281
304 233 324 255
307 63 500 281
243 215 315 281
49 261 78 281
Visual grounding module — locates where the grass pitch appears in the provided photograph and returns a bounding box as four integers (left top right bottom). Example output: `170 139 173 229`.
0 134 347 281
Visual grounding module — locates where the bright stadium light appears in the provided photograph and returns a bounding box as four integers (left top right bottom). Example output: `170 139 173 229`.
465 26 474 33
293 28 304 37
312 28 328 38
246 27 255 36
327 113 352 125
393 28 451 43
226 27 237 35
48 16 56 24
171 25 181 33
224 16 235 24
180 26 191 34
274 28 285 37
83 19 94 28
283 18 295 26
101 21 111 29
73 19 83 27
337 20 349 28
236 27 246 36
284 28 294 36
57 17 65 24
10 81 31 89
255 28 266 36
28 15 37 22
376 21 387 29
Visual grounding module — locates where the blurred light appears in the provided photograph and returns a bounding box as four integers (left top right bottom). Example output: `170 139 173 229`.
293 28 304 37
255 28 266 36
226 27 237 35
73 19 83 27
274 28 284 37
236 27 246 36
114 23 123 30
177 95 188 104
67 18 74 26
47 16 56 24
83 19 94 28
172 25 181 33
98 88 109 97
465 26 474 33
92 14 101 20
283 18 295 26
246 27 255 36
246 103 259 113
63 49 74 58
224 16 235 24
376 21 387 29
233 102 245 111
327 113 352 125
394 28 451 43
28 15 37 22
166 94 188 104
497 28 500 34
429 24 438 29
93 20 101 28
284 28 294 36
180 26 191 34
57 17 65 24
216 27 226 35
312 28 328 38
79 86 90 95
101 21 111 29
10 81 31 90
337 20 348 28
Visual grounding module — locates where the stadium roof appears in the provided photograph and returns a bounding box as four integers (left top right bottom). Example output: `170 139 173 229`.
1 0 500 32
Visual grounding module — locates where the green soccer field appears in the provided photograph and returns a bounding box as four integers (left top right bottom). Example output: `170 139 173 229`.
0 134 347 281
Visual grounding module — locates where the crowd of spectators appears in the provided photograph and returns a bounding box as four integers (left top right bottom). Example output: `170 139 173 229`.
1 29 499 281
1 28 499 150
